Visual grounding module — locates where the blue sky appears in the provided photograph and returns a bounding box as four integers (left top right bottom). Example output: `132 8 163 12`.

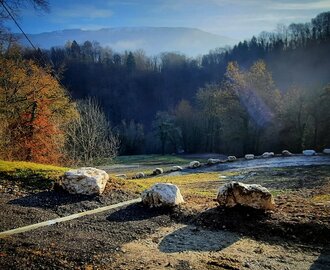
6 0 330 39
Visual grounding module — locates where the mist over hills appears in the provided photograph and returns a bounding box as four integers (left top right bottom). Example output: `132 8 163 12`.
17 27 236 56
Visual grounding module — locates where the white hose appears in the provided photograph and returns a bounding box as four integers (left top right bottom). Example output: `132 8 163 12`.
0 198 141 238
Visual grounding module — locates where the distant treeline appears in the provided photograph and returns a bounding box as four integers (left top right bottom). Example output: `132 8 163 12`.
23 12 330 155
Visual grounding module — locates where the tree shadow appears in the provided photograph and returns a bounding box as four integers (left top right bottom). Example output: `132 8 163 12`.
8 190 97 210
310 247 330 270
159 225 240 253
158 204 330 257
192 205 270 232
107 203 174 222
157 205 266 253
191 205 330 245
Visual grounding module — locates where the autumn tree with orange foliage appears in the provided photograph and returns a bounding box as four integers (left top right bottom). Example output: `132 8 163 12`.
0 51 77 164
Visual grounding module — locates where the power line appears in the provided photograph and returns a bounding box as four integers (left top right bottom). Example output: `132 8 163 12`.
0 0 67 89
0 0 37 51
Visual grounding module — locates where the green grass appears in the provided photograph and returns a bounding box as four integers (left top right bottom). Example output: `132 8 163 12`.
312 194 330 203
0 160 70 189
270 189 290 196
0 160 69 173
114 154 204 166
127 172 223 198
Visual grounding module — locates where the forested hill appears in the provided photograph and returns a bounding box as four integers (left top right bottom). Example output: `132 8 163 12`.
24 11 330 155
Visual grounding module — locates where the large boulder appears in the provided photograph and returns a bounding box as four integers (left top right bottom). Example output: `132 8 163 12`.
227 156 237 162
323 148 330 155
245 154 254 160
216 181 275 210
142 183 184 207
262 152 275 158
303 150 316 156
282 150 292 156
189 161 201 168
207 158 221 165
62 167 109 195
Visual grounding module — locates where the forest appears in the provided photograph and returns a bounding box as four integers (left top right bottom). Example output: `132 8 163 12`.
1 10 330 164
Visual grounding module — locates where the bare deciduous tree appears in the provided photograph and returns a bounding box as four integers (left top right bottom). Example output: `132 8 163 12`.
65 98 119 165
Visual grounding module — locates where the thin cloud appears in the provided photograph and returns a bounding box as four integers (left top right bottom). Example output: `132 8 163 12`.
270 0 330 10
53 4 113 19
198 11 316 39
79 25 110 31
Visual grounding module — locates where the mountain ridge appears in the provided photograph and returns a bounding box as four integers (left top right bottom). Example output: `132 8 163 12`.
16 27 236 56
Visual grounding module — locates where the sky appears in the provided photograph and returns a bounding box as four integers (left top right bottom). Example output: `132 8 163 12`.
5 0 330 40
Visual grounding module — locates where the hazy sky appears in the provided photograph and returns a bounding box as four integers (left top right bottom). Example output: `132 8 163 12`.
6 0 330 39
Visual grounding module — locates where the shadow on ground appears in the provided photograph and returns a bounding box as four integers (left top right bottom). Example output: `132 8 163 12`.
159 225 240 253
310 247 330 270
107 203 174 222
192 205 330 245
8 189 135 216
8 190 97 209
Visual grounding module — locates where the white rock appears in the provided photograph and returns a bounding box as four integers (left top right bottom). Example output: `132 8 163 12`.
227 156 237 162
207 158 221 165
172 166 183 171
245 154 254 160
216 181 275 210
323 148 330 154
135 172 145 179
153 168 164 175
303 150 316 156
189 161 200 168
282 150 292 156
62 167 109 195
142 183 184 207
262 152 275 158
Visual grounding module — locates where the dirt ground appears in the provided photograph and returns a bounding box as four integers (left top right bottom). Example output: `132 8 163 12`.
0 163 330 269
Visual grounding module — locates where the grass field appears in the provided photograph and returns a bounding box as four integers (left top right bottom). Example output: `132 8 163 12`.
129 172 223 198
0 160 68 172
0 160 69 177
117 166 330 204
0 160 69 190
114 154 206 166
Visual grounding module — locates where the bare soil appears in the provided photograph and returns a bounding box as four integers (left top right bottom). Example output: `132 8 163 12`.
0 163 329 269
